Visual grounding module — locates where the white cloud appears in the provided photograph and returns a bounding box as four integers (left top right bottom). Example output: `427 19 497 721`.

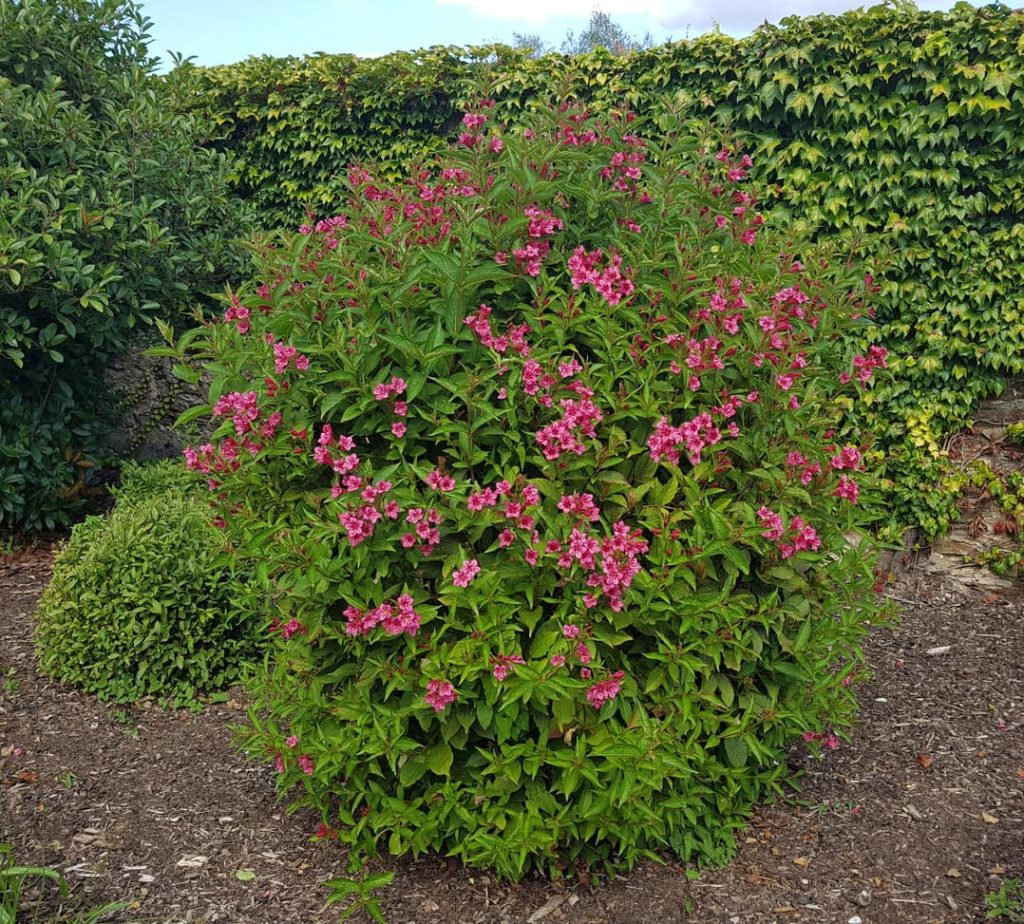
434 0 665 23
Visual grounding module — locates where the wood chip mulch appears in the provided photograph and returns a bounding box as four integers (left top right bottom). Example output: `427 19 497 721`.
1 545 1021 923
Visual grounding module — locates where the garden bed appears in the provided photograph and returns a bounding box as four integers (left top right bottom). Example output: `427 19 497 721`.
1 546 1021 923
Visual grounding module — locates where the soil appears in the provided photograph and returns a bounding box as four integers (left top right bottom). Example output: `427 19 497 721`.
1 543 1022 924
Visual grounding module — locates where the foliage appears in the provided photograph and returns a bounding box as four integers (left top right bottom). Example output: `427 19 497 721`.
1005 421 1024 446
113 458 205 505
987 878 1024 923
0 842 129 924
167 100 884 878
175 2 1024 536
34 462 258 705
0 0 252 530
946 459 1024 575
325 870 395 923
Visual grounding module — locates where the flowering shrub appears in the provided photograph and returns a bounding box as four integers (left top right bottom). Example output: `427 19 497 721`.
170 100 885 878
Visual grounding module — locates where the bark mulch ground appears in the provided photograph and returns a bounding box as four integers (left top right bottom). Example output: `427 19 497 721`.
1 544 1021 924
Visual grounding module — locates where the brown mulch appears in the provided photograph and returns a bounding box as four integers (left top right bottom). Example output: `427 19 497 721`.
1 544 1022 924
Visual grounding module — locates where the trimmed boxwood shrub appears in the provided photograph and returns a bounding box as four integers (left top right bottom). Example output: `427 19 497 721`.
34 462 258 705
168 99 885 877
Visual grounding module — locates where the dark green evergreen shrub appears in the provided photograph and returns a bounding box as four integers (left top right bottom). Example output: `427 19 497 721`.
0 0 253 530
34 464 258 705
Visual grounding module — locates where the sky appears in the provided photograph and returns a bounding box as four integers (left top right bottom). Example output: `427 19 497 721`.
138 0 974 69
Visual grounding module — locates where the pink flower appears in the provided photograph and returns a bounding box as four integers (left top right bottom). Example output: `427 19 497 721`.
580 667 592 679
586 671 625 708
491 653 525 682
562 624 580 639
550 654 566 667
285 735 298 748
834 474 859 504
424 679 457 713
576 642 591 664
298 754 315 775
426 469 456 492
391 421 407 438
757 506 784 541
452 559 481 587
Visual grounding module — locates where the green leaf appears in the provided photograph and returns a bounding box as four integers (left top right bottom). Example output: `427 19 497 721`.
724 737 749 769
425 741 453 777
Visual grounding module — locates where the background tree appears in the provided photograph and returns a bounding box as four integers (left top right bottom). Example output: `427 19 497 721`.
0 0 251 530
561 9 655 55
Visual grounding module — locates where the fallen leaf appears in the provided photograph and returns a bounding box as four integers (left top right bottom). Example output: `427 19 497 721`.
176 855 209 868
988 866 1007 876
946 868 961 878
235 869 256 881
981 812 999 824
916 754 934 769
15 770 38 783
793 856 812 868
527 894 567 923
1016 769 1024 779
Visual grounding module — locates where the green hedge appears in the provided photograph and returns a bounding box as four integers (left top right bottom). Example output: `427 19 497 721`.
171 2 1024 536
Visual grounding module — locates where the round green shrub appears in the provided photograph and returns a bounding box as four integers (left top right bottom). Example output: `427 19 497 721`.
114 458 206 506
176 99 886 878
35 488 257 706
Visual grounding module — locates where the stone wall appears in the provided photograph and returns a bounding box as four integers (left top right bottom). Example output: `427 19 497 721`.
103 337 210 462
913 377 1024 594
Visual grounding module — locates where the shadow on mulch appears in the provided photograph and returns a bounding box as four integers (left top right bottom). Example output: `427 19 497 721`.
1 545 1021 924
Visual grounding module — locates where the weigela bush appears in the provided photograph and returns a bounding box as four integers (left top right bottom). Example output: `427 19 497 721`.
173 99 886 878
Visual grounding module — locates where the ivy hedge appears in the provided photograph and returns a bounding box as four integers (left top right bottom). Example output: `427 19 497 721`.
172 1 1024 537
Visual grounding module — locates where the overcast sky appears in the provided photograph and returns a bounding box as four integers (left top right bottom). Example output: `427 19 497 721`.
139 0 976 68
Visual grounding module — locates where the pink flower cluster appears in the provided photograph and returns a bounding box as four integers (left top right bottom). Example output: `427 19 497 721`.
184 437 252 484
458 103 496 148
495 204 564 277
452 559 481 587
586 671 625 708
343 593 421 637
464 305 531 356
830 445 864 471
664 333 726 391
803 730 839 749
694 277 750 335
223 294 251 334
758 506 822 559
491 653 526 682
647 411 725 466
270 337 310 375
425 468 456 492
833 474 860 504
840 345 888 385
600 134 646 197
399 506 443 556
535 397 604 460
557 493 600 522
549 522 647 612
213 391 261 437
314 424 359 475
785 451 823 486
424 679 457 713
372 376 406 401
567 247 635 306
